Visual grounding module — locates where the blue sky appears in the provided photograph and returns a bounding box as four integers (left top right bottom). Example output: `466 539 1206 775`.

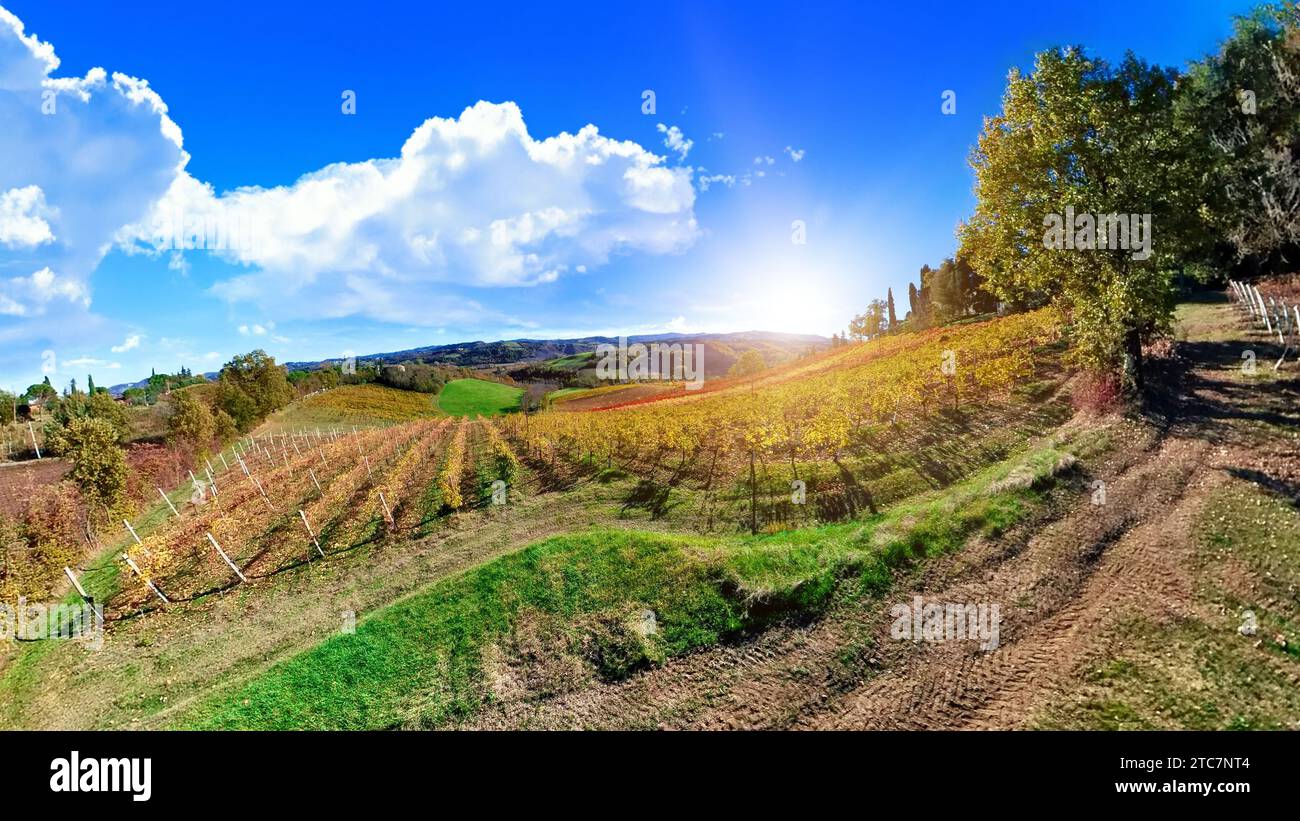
0 0 1260 391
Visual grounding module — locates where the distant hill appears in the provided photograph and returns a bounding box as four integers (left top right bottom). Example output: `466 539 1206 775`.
109 330 826 394
284 330 827 381
107 372 219 397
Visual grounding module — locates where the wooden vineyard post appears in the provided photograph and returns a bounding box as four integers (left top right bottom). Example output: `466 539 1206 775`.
157 488 179 517
299 510 325 558
205 533 248 583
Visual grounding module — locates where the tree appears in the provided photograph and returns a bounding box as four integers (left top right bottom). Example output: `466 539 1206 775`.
1173 4 1300 270
87 391 130 442
168 389 215 452
928 258 965 322
0 390 15 425
216 350 291 431
25 380 55 403
886 288 898 331
61 417 128 518
213 409 237 443
728 350 768 379
87 374 95 395
958 47 1190 387
849 299 888 340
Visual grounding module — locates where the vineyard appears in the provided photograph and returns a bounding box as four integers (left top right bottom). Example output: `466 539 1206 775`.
505 309 1065 530
103 310 1065 620
110 416 524 617
257 384 442 434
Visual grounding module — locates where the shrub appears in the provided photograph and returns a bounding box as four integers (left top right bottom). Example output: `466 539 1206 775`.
168 389 215 453
62 417 130 520
1071 371 1123 415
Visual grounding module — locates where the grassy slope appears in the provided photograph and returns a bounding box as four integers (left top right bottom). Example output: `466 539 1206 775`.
438 379 524 417
1032 301 1300 729
1036 478 1300 730
546 352 595 371
181 438 1083 729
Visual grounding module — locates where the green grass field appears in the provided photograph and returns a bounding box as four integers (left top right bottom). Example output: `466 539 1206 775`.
546 351 596 370
437 378 524 417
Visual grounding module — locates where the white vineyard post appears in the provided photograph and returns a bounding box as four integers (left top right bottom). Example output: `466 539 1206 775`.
1255 287 1272 333
157 488 179 517
379 491 395 527
121 553 170 603
219 453 230 472
252 476 274 510
62 567 103 624
205 532 248 583
363 454 373 480
28 421 40 459
63 567 90 601
123 519 143 546
1279 303 1300 370
299 510 325 558
309 468 322 493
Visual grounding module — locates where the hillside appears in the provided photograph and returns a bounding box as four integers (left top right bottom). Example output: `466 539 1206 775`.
4 293 1296 733
283 330 826 378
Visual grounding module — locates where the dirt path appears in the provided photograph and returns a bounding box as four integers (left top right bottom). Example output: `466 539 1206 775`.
467 297 1298 730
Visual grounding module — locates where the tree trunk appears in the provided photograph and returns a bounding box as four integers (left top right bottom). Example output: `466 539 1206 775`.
1124 325 1144 392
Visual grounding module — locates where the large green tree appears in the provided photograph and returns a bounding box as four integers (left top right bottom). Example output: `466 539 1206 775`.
168 389 216 452
1174 4 1300 270
958 47 1200 387
216 350 292 431
60 417 129 519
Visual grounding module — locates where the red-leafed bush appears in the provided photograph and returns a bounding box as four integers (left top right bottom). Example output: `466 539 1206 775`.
126 442 195 506
1071 371 1122 414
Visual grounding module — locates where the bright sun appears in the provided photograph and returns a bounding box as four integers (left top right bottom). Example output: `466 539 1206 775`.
743 281 837 337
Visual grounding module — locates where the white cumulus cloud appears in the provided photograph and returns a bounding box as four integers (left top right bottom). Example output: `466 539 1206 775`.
656 123 693 162
110 333 141 352
121 101 699 325
0 185 55 247
0 5 184 372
